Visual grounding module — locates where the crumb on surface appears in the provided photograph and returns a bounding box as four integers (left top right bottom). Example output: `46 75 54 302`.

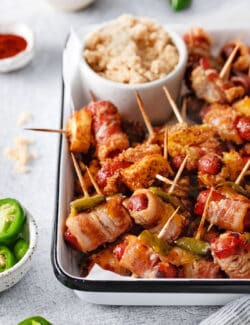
3 136 38 174
16 112 32 126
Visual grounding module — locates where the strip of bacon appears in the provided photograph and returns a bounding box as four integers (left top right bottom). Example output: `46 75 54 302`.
211 232 250 279
65 196 131 253
87 101 129 162
195 188 250 232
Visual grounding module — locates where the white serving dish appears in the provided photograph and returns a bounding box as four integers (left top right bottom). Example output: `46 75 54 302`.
45 0 95 11
80 20 187 124
0 208 38 292
51 24 250 305
0 23 34 73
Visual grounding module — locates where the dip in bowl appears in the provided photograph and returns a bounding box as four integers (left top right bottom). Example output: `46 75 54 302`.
80 15 187 124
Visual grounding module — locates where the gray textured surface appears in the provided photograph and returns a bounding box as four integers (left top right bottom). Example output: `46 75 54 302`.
0 1 249 324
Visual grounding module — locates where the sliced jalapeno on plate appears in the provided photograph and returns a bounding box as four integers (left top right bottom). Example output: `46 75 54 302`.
0 198 26 245
0 245 15 272
18 316 53 325
14 238 29 261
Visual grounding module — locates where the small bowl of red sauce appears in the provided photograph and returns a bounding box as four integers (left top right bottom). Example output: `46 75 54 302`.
0 23 34 73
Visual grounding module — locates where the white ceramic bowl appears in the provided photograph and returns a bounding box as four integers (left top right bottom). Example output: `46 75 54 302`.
0 23 34 73
80 22 188 124
0 208 38 292
45 0 95 11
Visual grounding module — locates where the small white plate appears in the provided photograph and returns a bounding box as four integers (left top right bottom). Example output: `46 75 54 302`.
0 23 34 73
0 208 38 292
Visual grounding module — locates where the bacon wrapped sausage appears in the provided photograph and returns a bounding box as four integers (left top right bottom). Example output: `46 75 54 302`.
96 143 161 195
183 28 214 89
198 150 246 187
220 41 250 74
65 196 131 253
195 188 250 233
87 100 129 162
183 259 224 278
211 232 250 279
126 189 167 228
113 235 178 278
168 124 222 171
202 103 245 144
191 63 244 104
88 246 131 276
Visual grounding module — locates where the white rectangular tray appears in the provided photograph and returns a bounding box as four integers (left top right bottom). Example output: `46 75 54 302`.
51 24 250 305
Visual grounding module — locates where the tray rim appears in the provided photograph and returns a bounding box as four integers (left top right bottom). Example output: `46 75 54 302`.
51 27 250 293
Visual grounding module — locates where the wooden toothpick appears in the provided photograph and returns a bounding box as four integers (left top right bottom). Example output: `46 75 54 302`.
181 97 187 122
158 206 180 239
163 127 168 160
163 86 184 124
71 153 89 197
24 127 67 134
195 187 214 241
235 159 250 185
79 161 102 195
168 155 189 194
135 91 154 138
220 43 240 81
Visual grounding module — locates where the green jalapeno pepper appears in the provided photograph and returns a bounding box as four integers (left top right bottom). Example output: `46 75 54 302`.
169 0 192 11
70 194 105 216
175 237 210 256
216 182 250 199
0 246 15 272
18 316 53 325
0 198 26 245
14 238 29 261
139 230 171 256
148 187 185 212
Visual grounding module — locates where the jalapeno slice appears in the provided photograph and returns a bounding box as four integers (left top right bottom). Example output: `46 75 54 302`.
148 187 186 212
0 198 26 245
175 237 210 256
139 230 171 256
0 246 16 272
18 316 53 325
70 194 105 216
14 238 29 261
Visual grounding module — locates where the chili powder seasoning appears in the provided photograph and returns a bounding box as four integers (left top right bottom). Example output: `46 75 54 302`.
0 34 27 59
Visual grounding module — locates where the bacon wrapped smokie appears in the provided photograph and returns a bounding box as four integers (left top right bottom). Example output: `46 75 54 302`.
191 61 244 104
96 143 161 195
113 235 178 278
211 232 250 279
65 196 131 253
195 187 250 233
202 103 250 144
168 124 222 171
182 259 224 278
87 100 129 162
126 189 186 242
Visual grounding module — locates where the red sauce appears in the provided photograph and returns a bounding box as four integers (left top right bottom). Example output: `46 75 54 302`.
0 34 27 59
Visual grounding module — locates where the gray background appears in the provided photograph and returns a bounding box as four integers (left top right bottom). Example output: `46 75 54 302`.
0 1 249 324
